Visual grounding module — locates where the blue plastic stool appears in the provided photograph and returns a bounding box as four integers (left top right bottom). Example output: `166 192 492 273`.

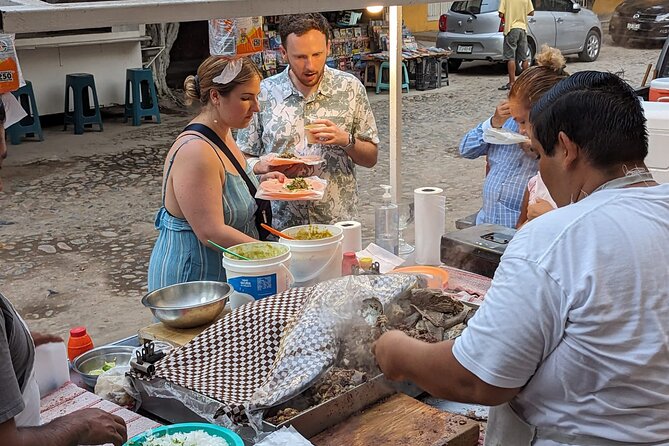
64 73 103 135
7 81 43 145
376 61 410 94
124 68 161 126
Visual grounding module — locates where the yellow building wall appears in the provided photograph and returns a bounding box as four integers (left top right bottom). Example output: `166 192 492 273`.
403 4 440 33
592 0 623 15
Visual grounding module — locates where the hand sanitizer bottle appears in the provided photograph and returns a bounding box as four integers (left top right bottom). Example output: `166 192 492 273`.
374 185 399 255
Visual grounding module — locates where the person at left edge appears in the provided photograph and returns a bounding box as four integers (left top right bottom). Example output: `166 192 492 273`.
0 97 128 446
147 56 284 291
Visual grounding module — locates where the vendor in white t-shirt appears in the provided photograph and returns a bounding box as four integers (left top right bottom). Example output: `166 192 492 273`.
374 71 669 445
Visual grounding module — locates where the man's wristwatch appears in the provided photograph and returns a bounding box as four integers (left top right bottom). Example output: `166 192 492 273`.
342 133 355 151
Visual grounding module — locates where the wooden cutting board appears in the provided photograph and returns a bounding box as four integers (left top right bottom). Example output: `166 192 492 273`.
138 311 229 347
310 393 479 446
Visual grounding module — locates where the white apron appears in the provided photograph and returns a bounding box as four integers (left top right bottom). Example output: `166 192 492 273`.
13 311 41 427
485 402 669 446
14 367 40 427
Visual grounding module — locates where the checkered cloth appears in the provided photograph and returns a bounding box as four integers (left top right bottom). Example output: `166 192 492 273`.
132 275 420 426
132 287 310 422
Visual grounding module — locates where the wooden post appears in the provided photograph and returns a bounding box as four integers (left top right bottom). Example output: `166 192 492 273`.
642 63 653 87
389 5 402 204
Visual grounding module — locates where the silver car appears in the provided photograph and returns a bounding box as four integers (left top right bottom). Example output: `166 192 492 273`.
436 0 603 71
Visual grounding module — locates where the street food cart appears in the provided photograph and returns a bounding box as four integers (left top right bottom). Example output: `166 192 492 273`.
51 259 491 445
126 268 488 445
3 0 494 444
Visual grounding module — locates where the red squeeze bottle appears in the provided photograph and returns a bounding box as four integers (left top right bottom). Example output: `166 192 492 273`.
342 252 359 276
67 327 94 362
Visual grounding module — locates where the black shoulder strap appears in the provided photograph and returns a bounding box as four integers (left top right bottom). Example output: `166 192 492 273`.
183 123 258 196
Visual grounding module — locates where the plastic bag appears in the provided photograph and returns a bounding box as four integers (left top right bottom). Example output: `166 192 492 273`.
94 365 141 410
1 93 27 128
34 342 69 398
527 173 557 208
246 274 420 432
0 34 23 93
209 17 263 56
255 426 314 446
483 126 530 145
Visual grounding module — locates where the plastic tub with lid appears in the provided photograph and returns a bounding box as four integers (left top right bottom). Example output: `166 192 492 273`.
279 224 344 287
222 242 293 300
642 101 669 184
650 78 669 102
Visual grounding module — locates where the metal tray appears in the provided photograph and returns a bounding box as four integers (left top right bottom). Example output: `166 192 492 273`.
263 374 422 438
133 374 421 443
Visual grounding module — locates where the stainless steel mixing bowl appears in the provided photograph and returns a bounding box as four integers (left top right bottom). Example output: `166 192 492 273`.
71 345 135 389
141 281 232 328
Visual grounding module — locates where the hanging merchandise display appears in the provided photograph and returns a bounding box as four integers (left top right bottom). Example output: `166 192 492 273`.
209 17 264 57
258 12 372 79
0 34 22 93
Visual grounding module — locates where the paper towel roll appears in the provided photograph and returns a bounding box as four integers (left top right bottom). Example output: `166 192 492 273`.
335 220 363 253
414 187 446 266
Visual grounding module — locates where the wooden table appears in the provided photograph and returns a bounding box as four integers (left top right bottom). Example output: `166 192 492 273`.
310 393 480 446
138 310 229 347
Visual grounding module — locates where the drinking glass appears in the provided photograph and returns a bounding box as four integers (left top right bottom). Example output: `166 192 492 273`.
397 202 415 255
303 119 325 157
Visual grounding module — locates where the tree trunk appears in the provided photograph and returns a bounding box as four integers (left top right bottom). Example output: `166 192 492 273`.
146 23 181 104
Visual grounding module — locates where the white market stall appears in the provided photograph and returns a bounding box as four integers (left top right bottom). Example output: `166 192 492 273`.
0 0 425 203
10 25 146 115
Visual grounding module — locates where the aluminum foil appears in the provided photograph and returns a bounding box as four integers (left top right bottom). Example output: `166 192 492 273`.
246 274 420 431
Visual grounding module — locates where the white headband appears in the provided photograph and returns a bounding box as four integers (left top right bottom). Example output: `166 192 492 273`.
212 58 243 85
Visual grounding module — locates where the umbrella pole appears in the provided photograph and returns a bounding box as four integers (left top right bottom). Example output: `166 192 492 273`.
389 5 403 203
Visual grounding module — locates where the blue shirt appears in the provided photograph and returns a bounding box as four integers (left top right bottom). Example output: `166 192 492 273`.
459 117 538 228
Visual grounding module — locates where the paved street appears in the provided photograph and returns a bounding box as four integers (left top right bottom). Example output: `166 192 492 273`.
0 35 662 343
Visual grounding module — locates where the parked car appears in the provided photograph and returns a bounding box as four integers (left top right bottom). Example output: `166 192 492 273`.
660 29 669 75
436 0 602 72
609 0 669 45
635 36 669 99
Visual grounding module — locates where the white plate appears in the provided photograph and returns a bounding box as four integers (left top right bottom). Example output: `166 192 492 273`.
627 22 640 31
457 44 473 54
483 126 530 145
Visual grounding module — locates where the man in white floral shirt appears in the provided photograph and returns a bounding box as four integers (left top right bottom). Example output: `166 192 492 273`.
237 13 380 229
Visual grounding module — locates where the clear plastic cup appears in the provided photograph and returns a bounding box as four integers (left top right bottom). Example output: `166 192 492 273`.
304 123 326 144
